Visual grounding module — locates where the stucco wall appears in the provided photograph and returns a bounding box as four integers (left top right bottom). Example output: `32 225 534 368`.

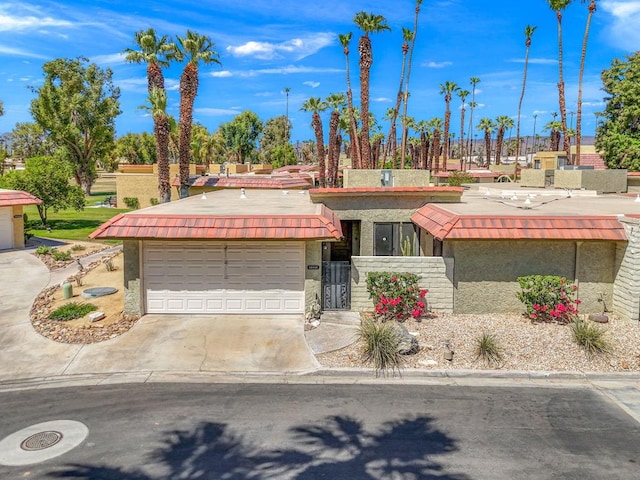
445 239 620 314
554 169 627 193
613 218 640 321
305 241 322 316
520 169 552 188
351 256 454 313
123 240 143 315
343 169 433 188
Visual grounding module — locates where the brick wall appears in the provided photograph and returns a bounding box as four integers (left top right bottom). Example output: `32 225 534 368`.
351 256 454 313
613 218 640 321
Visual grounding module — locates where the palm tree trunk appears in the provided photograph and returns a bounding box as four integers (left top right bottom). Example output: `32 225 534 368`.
496 127 504 165
359 35 372 169
556 10 571 161
179 63 198 199
433 130 441 173
459 107 466 170
344 55 361 169
400 2 421 169
312 112 326 187
576 1 596 166
516 42 531 169
385 44 408 167
328 110 340 187
443 100 451 165
156 116 171 203
484 130 491 166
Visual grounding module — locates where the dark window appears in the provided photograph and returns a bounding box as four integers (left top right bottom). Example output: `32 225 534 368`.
374 222 420 256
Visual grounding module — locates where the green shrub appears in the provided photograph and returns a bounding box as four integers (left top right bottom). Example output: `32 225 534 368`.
358 318 402 376
366 272 428 321
104 258 116 272
570 319 612 356
49 302 97 321
149 197 159 206
70 244 86 252
475 331 504 365
36 245 53 255
447 170 473 186
51 249 71 261
516 275 580 323
123 197 140 209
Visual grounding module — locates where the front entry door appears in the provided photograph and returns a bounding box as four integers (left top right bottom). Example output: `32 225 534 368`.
322 261 351 310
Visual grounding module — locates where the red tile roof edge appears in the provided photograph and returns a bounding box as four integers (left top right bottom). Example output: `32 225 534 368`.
0 190 42 206
411 204 628 241
88 213 127 239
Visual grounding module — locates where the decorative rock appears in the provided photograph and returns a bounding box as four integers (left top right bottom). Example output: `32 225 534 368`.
589 313 609 323
391 322 419 355
88 311 106 323
419 359 438 367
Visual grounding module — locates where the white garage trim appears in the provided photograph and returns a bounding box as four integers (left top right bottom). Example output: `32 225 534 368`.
0 208 14 250
143 241 305 314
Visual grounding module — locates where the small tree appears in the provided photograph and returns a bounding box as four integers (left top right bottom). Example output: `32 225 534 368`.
0 156 85 225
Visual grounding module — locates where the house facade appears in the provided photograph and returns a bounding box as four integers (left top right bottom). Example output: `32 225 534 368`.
0 189 41 250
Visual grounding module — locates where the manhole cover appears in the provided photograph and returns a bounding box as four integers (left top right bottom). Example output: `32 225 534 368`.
20 431 63 451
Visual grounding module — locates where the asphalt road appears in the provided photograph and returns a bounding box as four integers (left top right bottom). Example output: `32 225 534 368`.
0 383 638 479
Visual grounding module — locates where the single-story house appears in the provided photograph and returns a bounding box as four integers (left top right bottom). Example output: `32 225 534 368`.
90 181 640 322
0 189 41 250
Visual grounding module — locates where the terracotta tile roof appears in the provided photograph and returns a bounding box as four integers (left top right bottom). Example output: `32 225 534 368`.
578 153 606 170
89 208 343 241
411 204 627 241
0 189 42 207
171 175 310 189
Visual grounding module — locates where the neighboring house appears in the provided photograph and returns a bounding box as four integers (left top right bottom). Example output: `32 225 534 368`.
0 189 41 250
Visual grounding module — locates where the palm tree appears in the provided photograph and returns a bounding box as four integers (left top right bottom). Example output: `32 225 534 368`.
439 81 459 166
466 77 480 162
477 118 496 167
300 97 328 187
338 33 361 169
494 115 515 165
174 30 220 198
457 89 470 170
516 25 536 167
124 28 173 202
400 0 423 170
576 0 597 166
544 120 562 151
326 93 346 187
547 0 572 161
143 88 172 203
353 11 391 169
385 27 413 167
428 117 444 174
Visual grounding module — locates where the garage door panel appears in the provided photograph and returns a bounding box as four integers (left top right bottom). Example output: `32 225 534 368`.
144 241 304 314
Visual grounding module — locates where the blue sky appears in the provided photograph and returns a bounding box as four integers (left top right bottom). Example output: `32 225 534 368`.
1 0 639 143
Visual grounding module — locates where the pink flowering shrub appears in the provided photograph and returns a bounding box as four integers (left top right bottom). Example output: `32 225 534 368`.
366 272 428 322
516 275 580 324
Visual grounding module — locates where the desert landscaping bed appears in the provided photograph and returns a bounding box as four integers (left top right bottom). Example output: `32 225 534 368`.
317 313 640 373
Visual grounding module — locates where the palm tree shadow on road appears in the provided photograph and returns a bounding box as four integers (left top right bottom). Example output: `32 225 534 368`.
50 415 470 479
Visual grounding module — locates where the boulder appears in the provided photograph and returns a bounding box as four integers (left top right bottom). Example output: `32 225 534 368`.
391 322 419 355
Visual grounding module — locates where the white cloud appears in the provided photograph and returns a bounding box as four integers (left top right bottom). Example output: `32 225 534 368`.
601 1 640 51
423 61 453 68
303 81 320 88
226 32 334 60
238 65 342 77
0 45 47 59
211 70 233 78
373 97 392 103
194 107 241 116
0 10 72 32
509 58 557 65
91 52 127 66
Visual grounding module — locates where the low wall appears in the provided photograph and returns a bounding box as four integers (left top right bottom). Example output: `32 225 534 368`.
343 169 432 188
351 256 454 313
554 169 627 193
520 169 552 188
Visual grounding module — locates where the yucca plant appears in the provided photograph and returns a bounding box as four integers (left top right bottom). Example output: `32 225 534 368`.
570 319 612 356
357 318 402 376
475 331 504 366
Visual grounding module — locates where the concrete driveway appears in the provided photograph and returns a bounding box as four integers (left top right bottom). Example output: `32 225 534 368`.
0 250 319 380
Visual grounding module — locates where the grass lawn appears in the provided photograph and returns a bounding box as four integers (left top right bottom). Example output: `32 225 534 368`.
25 174 127 242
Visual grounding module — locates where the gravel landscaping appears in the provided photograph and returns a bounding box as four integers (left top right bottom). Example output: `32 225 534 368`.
316 312 640 373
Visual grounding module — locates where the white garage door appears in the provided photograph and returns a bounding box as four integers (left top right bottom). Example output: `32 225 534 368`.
143 241 305 314
0 208 14 250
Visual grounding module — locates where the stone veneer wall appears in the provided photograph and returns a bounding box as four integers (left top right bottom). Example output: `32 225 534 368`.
305 241 323 316
351 256 454 313
123 240 143 315
613 218 640 321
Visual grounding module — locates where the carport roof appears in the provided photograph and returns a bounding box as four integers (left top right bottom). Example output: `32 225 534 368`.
0 189 42 206
90 189 343 240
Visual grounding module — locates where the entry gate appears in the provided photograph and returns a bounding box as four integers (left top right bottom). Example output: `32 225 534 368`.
322 261 351 310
